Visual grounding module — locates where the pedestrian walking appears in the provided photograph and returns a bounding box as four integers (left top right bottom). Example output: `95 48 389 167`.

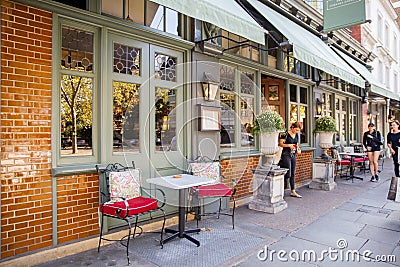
279 122 302 198
387 120 400 177
363 122 382 182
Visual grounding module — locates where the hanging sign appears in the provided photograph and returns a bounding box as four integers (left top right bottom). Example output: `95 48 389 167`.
323 0 366 32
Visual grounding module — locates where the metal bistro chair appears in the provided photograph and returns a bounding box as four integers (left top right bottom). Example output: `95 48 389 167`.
187 156 236 229
331 147 351 179
95 161 166 265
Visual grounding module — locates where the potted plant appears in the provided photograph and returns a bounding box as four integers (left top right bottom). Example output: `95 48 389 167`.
314 116 337 159
253 110 285 158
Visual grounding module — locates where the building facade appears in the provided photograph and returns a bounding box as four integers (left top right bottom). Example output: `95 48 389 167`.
0 0 388 261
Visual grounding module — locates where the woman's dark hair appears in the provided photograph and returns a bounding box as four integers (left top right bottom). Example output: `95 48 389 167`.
392 120 400 126
290 122 301 129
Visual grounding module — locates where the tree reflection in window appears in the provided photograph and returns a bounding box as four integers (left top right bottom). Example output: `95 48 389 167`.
113 81 140 153
60 75 93 156
155 88 176 151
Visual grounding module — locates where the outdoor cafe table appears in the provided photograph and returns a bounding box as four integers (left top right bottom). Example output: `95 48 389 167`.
147 174 213 246
339 152 367 181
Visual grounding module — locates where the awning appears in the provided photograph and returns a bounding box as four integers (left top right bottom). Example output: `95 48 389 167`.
149 0 265 44
332 47 398 100
247 0 365 88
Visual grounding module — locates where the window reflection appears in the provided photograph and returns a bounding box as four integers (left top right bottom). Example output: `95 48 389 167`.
60 75 93 156
113 81 140 153
241 97 254 147
155 88 176 151
220 93 236 147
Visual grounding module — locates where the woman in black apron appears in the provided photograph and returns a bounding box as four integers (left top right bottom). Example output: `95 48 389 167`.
279 122 302 198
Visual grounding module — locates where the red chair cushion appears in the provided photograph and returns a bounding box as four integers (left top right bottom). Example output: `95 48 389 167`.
197 183 232 197
354 158 365 163
100 196 158 218
336 160 351 166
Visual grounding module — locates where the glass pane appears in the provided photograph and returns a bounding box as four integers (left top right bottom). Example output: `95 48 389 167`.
113 81 140 153
290 84 297 102
220 65 235 91
240 71 254 94
60 75 93 156
113 43 141 76
220 93 236 147
166 8 179 35
300 87 307 104
342 99 347 111
299 106 307 143
290 104 298 124
154 53 177 82
155 88 177 151
240 97 254 147
147 3 164 31
326 94 331 112
61 26 94 72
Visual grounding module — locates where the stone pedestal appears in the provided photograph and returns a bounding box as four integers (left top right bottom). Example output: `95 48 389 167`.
309 158 337 191
248 167 288 213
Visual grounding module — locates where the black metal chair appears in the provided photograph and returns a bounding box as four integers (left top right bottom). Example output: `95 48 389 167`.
187 156 236 229
95 161 166 265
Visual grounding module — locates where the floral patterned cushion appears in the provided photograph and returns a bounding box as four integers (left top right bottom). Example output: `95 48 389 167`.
109 170 141 201
189 162 220 181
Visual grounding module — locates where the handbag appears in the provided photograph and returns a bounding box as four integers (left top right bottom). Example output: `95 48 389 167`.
387 176 400 202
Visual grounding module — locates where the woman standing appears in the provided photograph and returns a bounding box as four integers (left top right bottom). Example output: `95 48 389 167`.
279 122 302 198
362 122 382 182
387 120 400 177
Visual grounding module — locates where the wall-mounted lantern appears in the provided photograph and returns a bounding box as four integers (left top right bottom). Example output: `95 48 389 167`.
316 98 324 116
201 72 219 101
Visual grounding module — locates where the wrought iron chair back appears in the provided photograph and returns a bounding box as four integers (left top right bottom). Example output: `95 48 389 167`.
187 156 236 229
96 161 166 265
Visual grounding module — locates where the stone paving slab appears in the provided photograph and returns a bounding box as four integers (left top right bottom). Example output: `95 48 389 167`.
356 213 400 232
357 225 400 245
292 226 368 250
304 217 365 236
360 240 398 259
321 208 364 222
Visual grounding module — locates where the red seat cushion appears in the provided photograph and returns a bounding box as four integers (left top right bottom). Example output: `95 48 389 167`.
354 158 365 163
197 183 232 197
100 196 158 218
336 160 351 166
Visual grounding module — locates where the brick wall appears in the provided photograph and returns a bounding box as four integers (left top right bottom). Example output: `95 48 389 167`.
56 174 99 244
221 152 313 199
1 1 53 258
221 156 260 199
349 25 361 43
295 150 313 184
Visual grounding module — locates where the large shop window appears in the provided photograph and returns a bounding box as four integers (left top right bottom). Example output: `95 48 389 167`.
220 65 255 149
102 0 180 36
289 84 308 144
335 97 347 144
60 25 95 160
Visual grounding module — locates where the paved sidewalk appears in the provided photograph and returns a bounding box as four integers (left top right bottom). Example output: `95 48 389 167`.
32 161 399 267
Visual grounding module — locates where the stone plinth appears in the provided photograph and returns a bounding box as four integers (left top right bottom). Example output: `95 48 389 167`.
248 167 288 213
309 158 337 191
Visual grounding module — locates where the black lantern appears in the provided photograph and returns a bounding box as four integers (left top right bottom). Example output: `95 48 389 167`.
316 98 324 116
201 73 219 101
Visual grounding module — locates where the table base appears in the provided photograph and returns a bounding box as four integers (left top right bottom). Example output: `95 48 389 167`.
162 228 201 246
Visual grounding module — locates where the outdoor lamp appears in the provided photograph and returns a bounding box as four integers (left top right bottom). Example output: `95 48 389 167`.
316 98 324 116
201 73 219 101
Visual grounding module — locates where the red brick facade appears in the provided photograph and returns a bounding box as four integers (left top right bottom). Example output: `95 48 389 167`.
221 156 260 199
221 152 313 199
56 174 99 245
1 1 53 258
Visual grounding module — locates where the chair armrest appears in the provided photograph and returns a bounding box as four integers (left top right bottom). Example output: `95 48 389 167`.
141 187 166 209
